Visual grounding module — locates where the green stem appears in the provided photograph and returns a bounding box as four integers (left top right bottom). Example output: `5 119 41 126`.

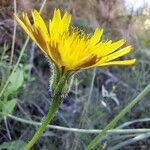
86 83 150 150
25 94 62 150
1 112 150 134
25 71 68 150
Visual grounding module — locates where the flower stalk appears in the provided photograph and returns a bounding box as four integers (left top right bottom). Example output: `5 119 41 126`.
25 69 70 150
25 94 61 150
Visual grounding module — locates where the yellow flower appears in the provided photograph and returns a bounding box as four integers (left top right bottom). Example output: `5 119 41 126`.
14 9 136 71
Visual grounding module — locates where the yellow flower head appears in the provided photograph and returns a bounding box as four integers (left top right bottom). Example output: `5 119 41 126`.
14 9 136 71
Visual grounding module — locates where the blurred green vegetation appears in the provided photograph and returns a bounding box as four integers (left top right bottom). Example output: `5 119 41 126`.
0 0 150 150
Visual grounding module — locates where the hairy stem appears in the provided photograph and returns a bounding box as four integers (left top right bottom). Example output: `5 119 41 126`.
25 94 62 150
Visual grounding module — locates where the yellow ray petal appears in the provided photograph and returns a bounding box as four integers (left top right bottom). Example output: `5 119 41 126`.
22 12 32 28
53 9 61 22
14 14 35 40
90 28 103 46
49 9 61 34
14 13 48 56
92 39 125 58
62 12 71 32
98 59 136 66
100 39 125 56
75 55 97 69
99 46 132 63
47 41 63 66
32 10 49 40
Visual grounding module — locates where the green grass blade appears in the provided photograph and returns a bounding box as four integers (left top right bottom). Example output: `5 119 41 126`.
86 83 150 150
